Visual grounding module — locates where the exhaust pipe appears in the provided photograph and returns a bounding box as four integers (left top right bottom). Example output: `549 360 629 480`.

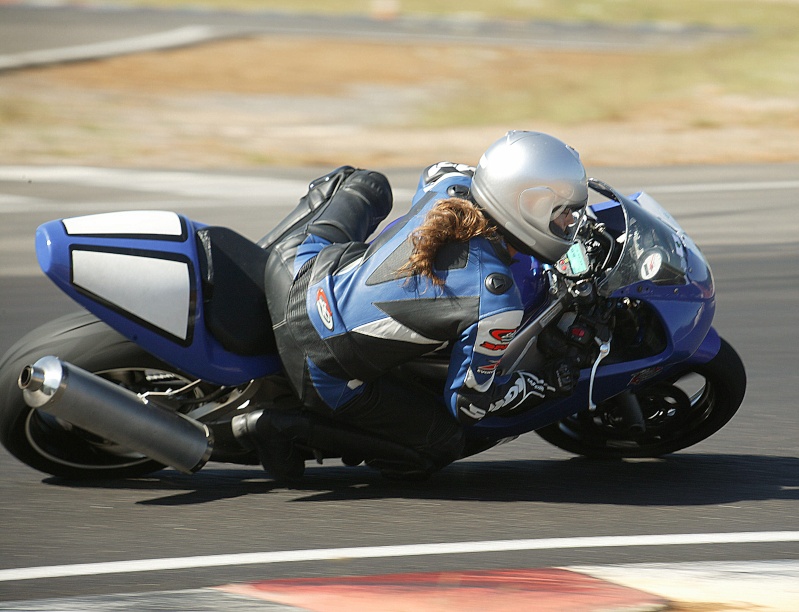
19 356 213 474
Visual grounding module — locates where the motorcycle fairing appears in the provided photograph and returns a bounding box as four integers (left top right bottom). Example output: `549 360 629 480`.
70 245 196 344
597 192 716 364
470 321 723 438
470 190 720 438
35 211 281 386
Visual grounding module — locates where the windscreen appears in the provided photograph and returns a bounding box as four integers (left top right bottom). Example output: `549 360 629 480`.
597 195 697 297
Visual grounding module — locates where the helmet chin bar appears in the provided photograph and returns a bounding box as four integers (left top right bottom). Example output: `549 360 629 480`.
481 207 566 263
504 226 566 263
504 230 542 259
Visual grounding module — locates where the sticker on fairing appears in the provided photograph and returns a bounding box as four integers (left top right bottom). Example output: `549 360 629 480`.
629 366 663 385
640 250 663 280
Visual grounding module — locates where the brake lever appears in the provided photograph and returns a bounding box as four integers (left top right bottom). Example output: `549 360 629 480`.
588 334 612 412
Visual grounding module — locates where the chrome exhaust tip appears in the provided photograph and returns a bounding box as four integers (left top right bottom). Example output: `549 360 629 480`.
19 356 213 474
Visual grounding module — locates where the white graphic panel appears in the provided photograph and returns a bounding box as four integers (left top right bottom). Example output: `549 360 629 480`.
72 250 191 340
63 211 183 237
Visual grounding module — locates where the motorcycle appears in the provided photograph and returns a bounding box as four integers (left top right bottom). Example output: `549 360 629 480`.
0 174 746 479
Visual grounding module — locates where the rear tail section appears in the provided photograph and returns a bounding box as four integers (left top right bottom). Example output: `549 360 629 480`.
35 210 281 385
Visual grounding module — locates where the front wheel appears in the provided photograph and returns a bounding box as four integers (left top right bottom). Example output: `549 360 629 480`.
535 338 746 458
0 312 205 479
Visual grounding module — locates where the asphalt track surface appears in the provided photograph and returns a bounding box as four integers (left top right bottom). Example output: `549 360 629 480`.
1 4 798 609
0 163 798 610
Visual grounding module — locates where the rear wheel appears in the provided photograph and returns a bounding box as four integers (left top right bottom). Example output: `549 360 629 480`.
0 312 205 479
535 338 746 458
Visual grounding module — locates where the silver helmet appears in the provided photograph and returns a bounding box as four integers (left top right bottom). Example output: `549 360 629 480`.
471 131 588 263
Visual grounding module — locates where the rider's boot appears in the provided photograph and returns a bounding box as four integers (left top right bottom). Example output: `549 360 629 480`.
372 420 464 482
257 166 356 251
233 408 440 481
305 169 394 243
258 166 393 252
233 409 306 483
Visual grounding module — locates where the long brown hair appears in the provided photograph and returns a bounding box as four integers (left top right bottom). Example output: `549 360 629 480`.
399 197 498 287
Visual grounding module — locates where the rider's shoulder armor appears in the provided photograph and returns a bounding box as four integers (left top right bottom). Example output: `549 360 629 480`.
418 162 475 201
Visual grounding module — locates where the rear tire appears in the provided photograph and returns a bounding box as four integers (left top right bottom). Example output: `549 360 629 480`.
0 312 193 479
535 338 746 458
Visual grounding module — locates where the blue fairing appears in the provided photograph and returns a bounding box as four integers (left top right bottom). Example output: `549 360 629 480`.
469 191 720 438
35 211 281 386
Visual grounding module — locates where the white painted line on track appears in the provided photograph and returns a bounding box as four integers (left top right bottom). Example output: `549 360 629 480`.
1 531 798 582
1 166 796 214
646 180 799 194
0 166 420 207
0 166 306 202
3 167 799 198
0 26 222 71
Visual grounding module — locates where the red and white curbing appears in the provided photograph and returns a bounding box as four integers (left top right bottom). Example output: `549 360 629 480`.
571 561 799 611
218 568 667 612
0 562 797 610
213 562 799 612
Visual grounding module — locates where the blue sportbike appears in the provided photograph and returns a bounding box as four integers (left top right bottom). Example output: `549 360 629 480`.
0 177 746 479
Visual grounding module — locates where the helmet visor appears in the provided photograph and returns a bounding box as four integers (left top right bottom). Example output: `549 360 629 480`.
549 202 584 241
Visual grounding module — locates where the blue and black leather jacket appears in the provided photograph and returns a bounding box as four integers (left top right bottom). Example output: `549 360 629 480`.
286 164 552 423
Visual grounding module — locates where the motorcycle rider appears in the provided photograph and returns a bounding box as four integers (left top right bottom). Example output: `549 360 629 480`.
251 130 588 481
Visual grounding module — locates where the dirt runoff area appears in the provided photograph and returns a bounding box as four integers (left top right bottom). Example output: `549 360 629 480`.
2 35 799 169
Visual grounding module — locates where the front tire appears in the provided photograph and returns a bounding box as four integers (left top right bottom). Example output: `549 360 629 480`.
0 312 195 479
535 338 746 458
